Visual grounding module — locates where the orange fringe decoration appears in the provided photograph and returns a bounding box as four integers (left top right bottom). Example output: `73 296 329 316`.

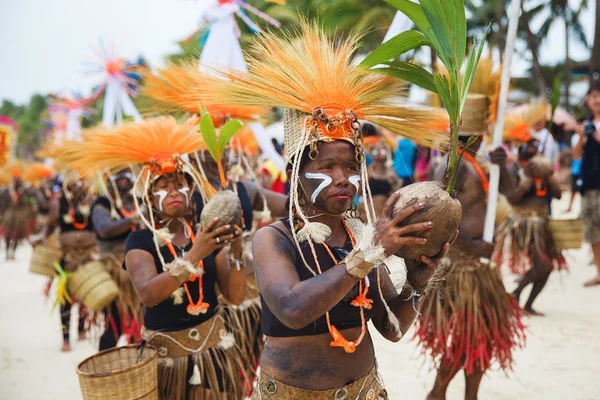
142 62 267 127
21 163 53 184
57 116 205 175
185 21 449 148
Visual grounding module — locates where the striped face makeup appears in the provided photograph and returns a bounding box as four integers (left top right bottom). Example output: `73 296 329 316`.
349 175 360 192
305 172 333 203
153 190 168 211
178 187 190 207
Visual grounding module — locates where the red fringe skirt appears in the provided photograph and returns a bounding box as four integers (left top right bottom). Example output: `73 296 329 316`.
414 248 526 375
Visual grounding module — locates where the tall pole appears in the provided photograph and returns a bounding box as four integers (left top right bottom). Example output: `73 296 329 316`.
483 0 523 243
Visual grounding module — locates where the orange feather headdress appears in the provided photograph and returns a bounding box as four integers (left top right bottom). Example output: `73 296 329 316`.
21 163 53 185
468 57 503 126
503 100 549 143
64 116 204 176
142 62 267 127
189 21 448 163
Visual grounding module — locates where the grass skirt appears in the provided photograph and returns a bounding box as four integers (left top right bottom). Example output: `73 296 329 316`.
142 312 247 400
219 274 263 394
100 248 144 342
249 363 387 400
414 248 526 375
494 204 567 274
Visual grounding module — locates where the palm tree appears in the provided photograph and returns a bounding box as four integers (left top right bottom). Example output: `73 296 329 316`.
464 0 507 61
519 1 548 97
591 0 600 82
537 0 589 110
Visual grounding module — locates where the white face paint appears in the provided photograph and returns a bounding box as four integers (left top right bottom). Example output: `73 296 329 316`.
305 172 333 204
349 175 361 192
178 187 190 207
153 190 168 212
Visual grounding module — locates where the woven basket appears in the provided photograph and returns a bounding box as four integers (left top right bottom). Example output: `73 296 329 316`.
29 244 62 277
77 345 158 400
460 94 489 136
549 218 584 249
68 261 119 311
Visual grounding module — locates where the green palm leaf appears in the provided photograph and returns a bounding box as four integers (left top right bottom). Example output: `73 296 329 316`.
218 119 243 156
360 30 431 68
372 61 438 93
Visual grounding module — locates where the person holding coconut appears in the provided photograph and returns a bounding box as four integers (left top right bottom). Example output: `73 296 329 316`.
192 23 456 398
495 111 566 316
65 116 249 399
417 134 526 400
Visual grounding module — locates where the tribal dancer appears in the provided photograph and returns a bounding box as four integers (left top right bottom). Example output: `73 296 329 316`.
416 61 526 399
69 116 248 399
495 137 565 316
91 169 143 350
494 104 566 316
144 61 288 388
1 164 37 260
417 137 526 400
45 175 97 351
201 23 452 399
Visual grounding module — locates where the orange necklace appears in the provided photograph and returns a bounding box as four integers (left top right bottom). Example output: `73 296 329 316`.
460 150 489 196
318 219 371 354
164 221 209 315
119 201 138 232
68 199 89 230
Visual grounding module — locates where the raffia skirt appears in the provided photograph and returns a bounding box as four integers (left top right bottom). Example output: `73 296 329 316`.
219 274 263 390
142 312 247 400
99 245 144 341
248 363 387 400
414 248 526 375
494 204 567 274
2 206 32 240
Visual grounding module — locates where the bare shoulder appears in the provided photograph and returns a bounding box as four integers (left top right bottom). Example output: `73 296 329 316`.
253 220 296 260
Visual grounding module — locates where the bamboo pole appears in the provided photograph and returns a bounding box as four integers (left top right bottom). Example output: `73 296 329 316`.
483 0 522 243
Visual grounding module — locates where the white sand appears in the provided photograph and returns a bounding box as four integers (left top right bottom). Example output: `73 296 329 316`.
1 196 600 399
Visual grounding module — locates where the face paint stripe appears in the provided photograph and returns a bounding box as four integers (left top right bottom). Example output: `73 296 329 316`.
178 187 190 207
305 172 333 203
349 175 361 192
153 190 168 212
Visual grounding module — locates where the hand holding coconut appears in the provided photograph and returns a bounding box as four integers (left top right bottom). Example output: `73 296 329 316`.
375 191 458 289
187 217 237 263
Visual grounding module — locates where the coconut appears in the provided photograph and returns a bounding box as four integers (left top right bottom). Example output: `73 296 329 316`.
526 154 553 178
392 181 462 260
200 190 242 234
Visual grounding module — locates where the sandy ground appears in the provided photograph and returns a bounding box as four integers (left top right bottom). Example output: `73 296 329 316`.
1 195 600 400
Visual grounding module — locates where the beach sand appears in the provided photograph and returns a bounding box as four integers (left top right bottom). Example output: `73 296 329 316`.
1 196 599 399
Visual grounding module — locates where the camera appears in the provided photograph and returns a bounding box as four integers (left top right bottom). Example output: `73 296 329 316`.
584 120 596 137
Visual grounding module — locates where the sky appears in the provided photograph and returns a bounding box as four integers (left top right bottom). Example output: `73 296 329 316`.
0 0 596 104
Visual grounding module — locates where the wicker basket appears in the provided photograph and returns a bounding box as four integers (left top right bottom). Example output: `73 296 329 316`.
77 345 158 400
460 94 489 136
68 261 119 311
549 218 584 249
29 244 62 277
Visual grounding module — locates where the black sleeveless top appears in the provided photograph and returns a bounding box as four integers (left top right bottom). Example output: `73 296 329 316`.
92 196 133 242
124 228 219 331
193 181 253 231
368 177 392 196
260 218 376 337
59 196 94 233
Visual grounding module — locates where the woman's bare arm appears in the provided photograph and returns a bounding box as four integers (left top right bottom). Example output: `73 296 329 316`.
125 249 184 307
92 204 134 240
215 248 247 306
253 225 359 330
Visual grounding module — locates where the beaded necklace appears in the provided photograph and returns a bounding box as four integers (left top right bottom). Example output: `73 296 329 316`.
164 221 210 315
